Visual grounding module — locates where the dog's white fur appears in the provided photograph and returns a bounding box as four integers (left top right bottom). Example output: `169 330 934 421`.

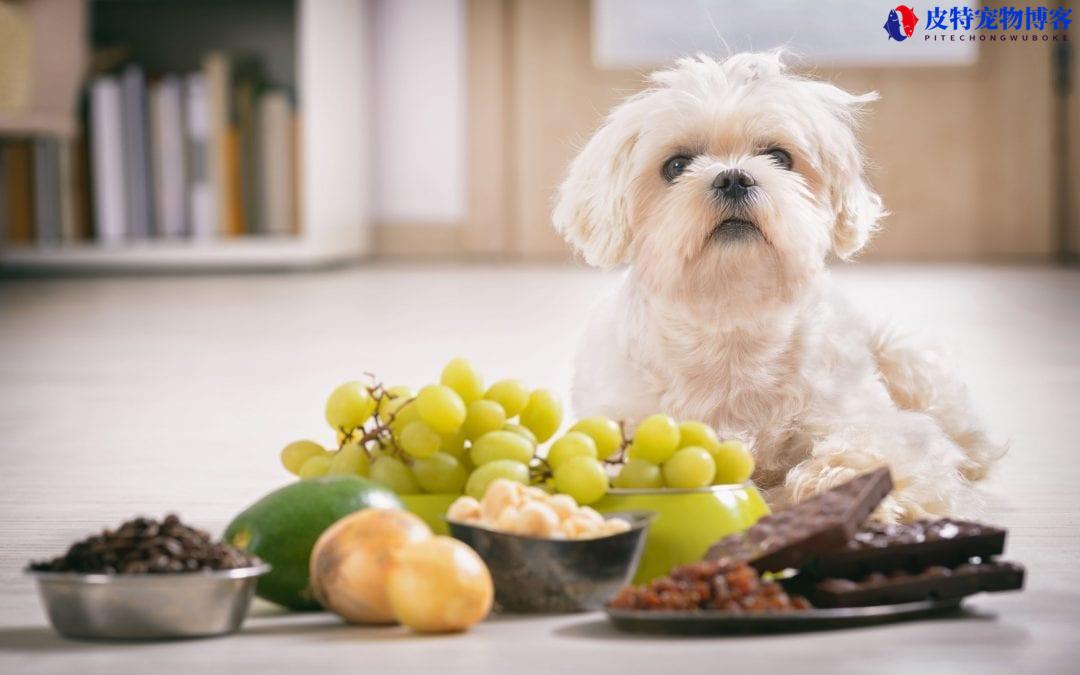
553 52 1003 521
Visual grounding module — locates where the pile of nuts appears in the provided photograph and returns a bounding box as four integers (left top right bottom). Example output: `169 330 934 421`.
447 479 631 539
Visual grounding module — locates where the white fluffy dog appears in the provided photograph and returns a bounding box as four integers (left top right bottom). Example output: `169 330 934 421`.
553 52 1002 521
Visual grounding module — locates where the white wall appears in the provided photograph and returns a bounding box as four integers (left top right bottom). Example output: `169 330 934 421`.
301 0 372 253
372 0 467 224
593 0 978 68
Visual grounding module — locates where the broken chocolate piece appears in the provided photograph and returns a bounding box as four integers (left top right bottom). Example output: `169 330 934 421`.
706 467 894 572
806 518 1006 579
809 560 1024 608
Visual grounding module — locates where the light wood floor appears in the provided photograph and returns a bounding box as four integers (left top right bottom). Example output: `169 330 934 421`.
0 263 1078 673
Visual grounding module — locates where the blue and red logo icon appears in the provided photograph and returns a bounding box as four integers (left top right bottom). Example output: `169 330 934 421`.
884 5 920 40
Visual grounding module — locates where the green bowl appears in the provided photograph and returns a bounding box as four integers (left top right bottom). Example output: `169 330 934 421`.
399 493 459 535
593 483 769 583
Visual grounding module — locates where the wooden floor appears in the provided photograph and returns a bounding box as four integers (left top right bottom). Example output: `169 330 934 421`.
1 263 1078 673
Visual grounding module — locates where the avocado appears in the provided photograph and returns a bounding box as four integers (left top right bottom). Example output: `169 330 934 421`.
224 476 402 610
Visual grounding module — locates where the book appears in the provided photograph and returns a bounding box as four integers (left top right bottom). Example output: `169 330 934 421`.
150 74 188 238
0 142 7 242
224 127 244 235
234 77 257 234
3 139 33 245
57 139 78 242
72 135 92 241
89 75 126 244
32 137 60 244
257 90 296 236
204 52 243 237
120 64 155 238
183 72 215 239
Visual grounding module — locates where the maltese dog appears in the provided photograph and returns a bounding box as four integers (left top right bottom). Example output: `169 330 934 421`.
553 52 1002 521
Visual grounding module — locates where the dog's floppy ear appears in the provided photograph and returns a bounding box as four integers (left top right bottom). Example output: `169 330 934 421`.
552 102 644 269
815 86 887 260
832 158 886 260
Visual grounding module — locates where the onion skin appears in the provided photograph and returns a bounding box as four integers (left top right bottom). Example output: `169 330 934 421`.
309 509 432 624
386 536 493 633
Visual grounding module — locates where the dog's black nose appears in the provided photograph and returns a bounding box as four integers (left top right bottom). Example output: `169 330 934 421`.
712 169 756 200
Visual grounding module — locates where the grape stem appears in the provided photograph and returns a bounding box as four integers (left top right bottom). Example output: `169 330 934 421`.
602 420 631 465
529 456 554 483
332 380 414 465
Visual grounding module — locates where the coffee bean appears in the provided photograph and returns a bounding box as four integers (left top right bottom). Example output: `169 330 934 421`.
27 515 258 575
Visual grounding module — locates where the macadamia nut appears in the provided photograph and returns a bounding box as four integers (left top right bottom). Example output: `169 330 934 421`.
446 479 631 541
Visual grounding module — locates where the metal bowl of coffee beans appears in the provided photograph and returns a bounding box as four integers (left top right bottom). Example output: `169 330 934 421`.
27 515 270 640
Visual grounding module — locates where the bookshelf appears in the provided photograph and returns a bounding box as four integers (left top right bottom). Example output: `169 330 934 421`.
0 0 371 273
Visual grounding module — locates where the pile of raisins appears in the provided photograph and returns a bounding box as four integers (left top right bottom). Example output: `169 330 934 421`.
608 559 810 612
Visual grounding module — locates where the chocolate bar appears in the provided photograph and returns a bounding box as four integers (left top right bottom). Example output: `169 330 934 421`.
809 560 1025 608
705 467 893 572
805 519 1006 580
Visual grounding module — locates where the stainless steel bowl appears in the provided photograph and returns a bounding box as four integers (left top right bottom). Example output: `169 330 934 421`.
447 511 652 614
28 564 270 640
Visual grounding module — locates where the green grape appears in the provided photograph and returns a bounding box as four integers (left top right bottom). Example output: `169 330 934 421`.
440 357 484 403
327 442 371 477
370 456 421 494
613 458 663 489
503 423 538 446
399 421 440 457
710 440 756 484
462 400 507 441
439 429 469 461
377 385 415 420
546 432 598 470
484 379 529 418
519 389 563 442
416 384 467 433
678 421 721 452
399 420 442 459
470 430 534 466
553 456 608 505
280 440 326 475
570 416 623 459
628 414 680 464
464 459 529 500
413 452 468 494
662 446 716 488
298 453 333 480
389 399 421 437
325 381 377 432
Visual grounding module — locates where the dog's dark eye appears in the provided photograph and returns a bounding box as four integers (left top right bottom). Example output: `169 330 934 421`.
662 155 692 182
764 147 793 170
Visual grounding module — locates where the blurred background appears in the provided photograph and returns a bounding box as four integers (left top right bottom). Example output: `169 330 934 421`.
0 0 1075 270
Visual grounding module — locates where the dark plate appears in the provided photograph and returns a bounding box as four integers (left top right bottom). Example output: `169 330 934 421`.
604 598 964 634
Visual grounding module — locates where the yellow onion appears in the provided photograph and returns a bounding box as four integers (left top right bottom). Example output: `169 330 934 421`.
386 536 493 633
309 509 432 624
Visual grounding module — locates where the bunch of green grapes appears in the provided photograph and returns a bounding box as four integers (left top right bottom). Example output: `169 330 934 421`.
278 358 755 507
537 414 755 504
279 358 564 500
613 415 755 489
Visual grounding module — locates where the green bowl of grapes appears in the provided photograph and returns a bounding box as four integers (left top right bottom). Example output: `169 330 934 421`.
399 493 459 535
594 483 769 584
